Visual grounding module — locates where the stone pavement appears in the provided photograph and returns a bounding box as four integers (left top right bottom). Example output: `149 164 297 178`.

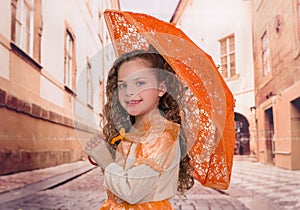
171 182 248 210
0 156 299 209
0 161 91 195
222 156 300 210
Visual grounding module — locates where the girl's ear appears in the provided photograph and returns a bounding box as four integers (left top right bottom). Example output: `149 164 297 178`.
158 81 167 97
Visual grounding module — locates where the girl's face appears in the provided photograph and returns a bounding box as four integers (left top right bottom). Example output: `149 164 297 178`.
117 58 166 119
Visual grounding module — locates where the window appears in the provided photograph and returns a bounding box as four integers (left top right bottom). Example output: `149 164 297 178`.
219 34 236 79
261 31 271 76
64 26 76 92
98 10 104 43
86 0 94 17
11 0 42 62
15 0 34 55
86 58 93 107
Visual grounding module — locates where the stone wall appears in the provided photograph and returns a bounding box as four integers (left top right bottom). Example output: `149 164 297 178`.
0 88 87 175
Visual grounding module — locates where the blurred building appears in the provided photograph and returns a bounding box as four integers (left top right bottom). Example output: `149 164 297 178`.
172 0 300 170
252 0 300 169
0 0 119 175
171 0 255 156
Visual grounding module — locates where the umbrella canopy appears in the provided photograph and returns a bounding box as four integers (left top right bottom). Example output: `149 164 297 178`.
104 10 235 190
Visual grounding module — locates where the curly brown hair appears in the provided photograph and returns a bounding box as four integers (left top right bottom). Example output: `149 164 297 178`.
102 48 194 192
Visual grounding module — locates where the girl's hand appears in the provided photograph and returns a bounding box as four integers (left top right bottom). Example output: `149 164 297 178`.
85 133 105 152
85 133 114 170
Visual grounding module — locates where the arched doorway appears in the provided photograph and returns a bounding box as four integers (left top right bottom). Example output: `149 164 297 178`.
234 113 250 155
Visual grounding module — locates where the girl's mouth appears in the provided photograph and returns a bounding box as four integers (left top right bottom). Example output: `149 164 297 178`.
127 100 142 105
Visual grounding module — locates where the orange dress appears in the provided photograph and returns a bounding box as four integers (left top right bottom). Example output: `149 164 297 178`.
99 112 180 209
100 193 173 209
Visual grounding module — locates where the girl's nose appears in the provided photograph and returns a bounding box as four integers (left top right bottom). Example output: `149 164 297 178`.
125 84 136 96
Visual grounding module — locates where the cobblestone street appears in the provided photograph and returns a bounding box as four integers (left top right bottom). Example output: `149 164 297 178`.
223 156 300 210
0 156 299 209
0 168 105 209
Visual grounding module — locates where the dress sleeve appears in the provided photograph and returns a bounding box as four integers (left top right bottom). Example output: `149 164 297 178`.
103 162 160 204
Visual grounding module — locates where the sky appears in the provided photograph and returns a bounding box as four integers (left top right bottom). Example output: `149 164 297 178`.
119 0 180 22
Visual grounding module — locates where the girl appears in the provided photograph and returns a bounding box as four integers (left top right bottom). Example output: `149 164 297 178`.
86 48 194 209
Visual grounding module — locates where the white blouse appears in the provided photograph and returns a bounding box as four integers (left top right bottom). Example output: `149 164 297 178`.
103 140 180 204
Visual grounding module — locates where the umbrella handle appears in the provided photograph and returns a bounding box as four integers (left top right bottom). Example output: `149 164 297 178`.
88 155 98 166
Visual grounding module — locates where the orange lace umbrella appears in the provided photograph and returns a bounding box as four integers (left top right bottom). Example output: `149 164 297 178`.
104 10 235 190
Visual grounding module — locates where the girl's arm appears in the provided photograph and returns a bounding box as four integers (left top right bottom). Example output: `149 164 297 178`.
104 162 160 204
103 139 181 204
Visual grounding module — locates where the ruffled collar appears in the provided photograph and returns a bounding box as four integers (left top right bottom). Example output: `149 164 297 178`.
111 110 169 144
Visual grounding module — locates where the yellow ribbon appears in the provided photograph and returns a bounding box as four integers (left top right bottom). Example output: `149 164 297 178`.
110 127 125 144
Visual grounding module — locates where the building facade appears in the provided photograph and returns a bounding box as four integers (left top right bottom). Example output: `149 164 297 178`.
172 0 256 155
252 0 300 169
0 0 119 175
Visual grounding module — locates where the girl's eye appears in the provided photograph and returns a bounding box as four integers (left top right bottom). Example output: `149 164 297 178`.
118 83 127 89
136 81 145 87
